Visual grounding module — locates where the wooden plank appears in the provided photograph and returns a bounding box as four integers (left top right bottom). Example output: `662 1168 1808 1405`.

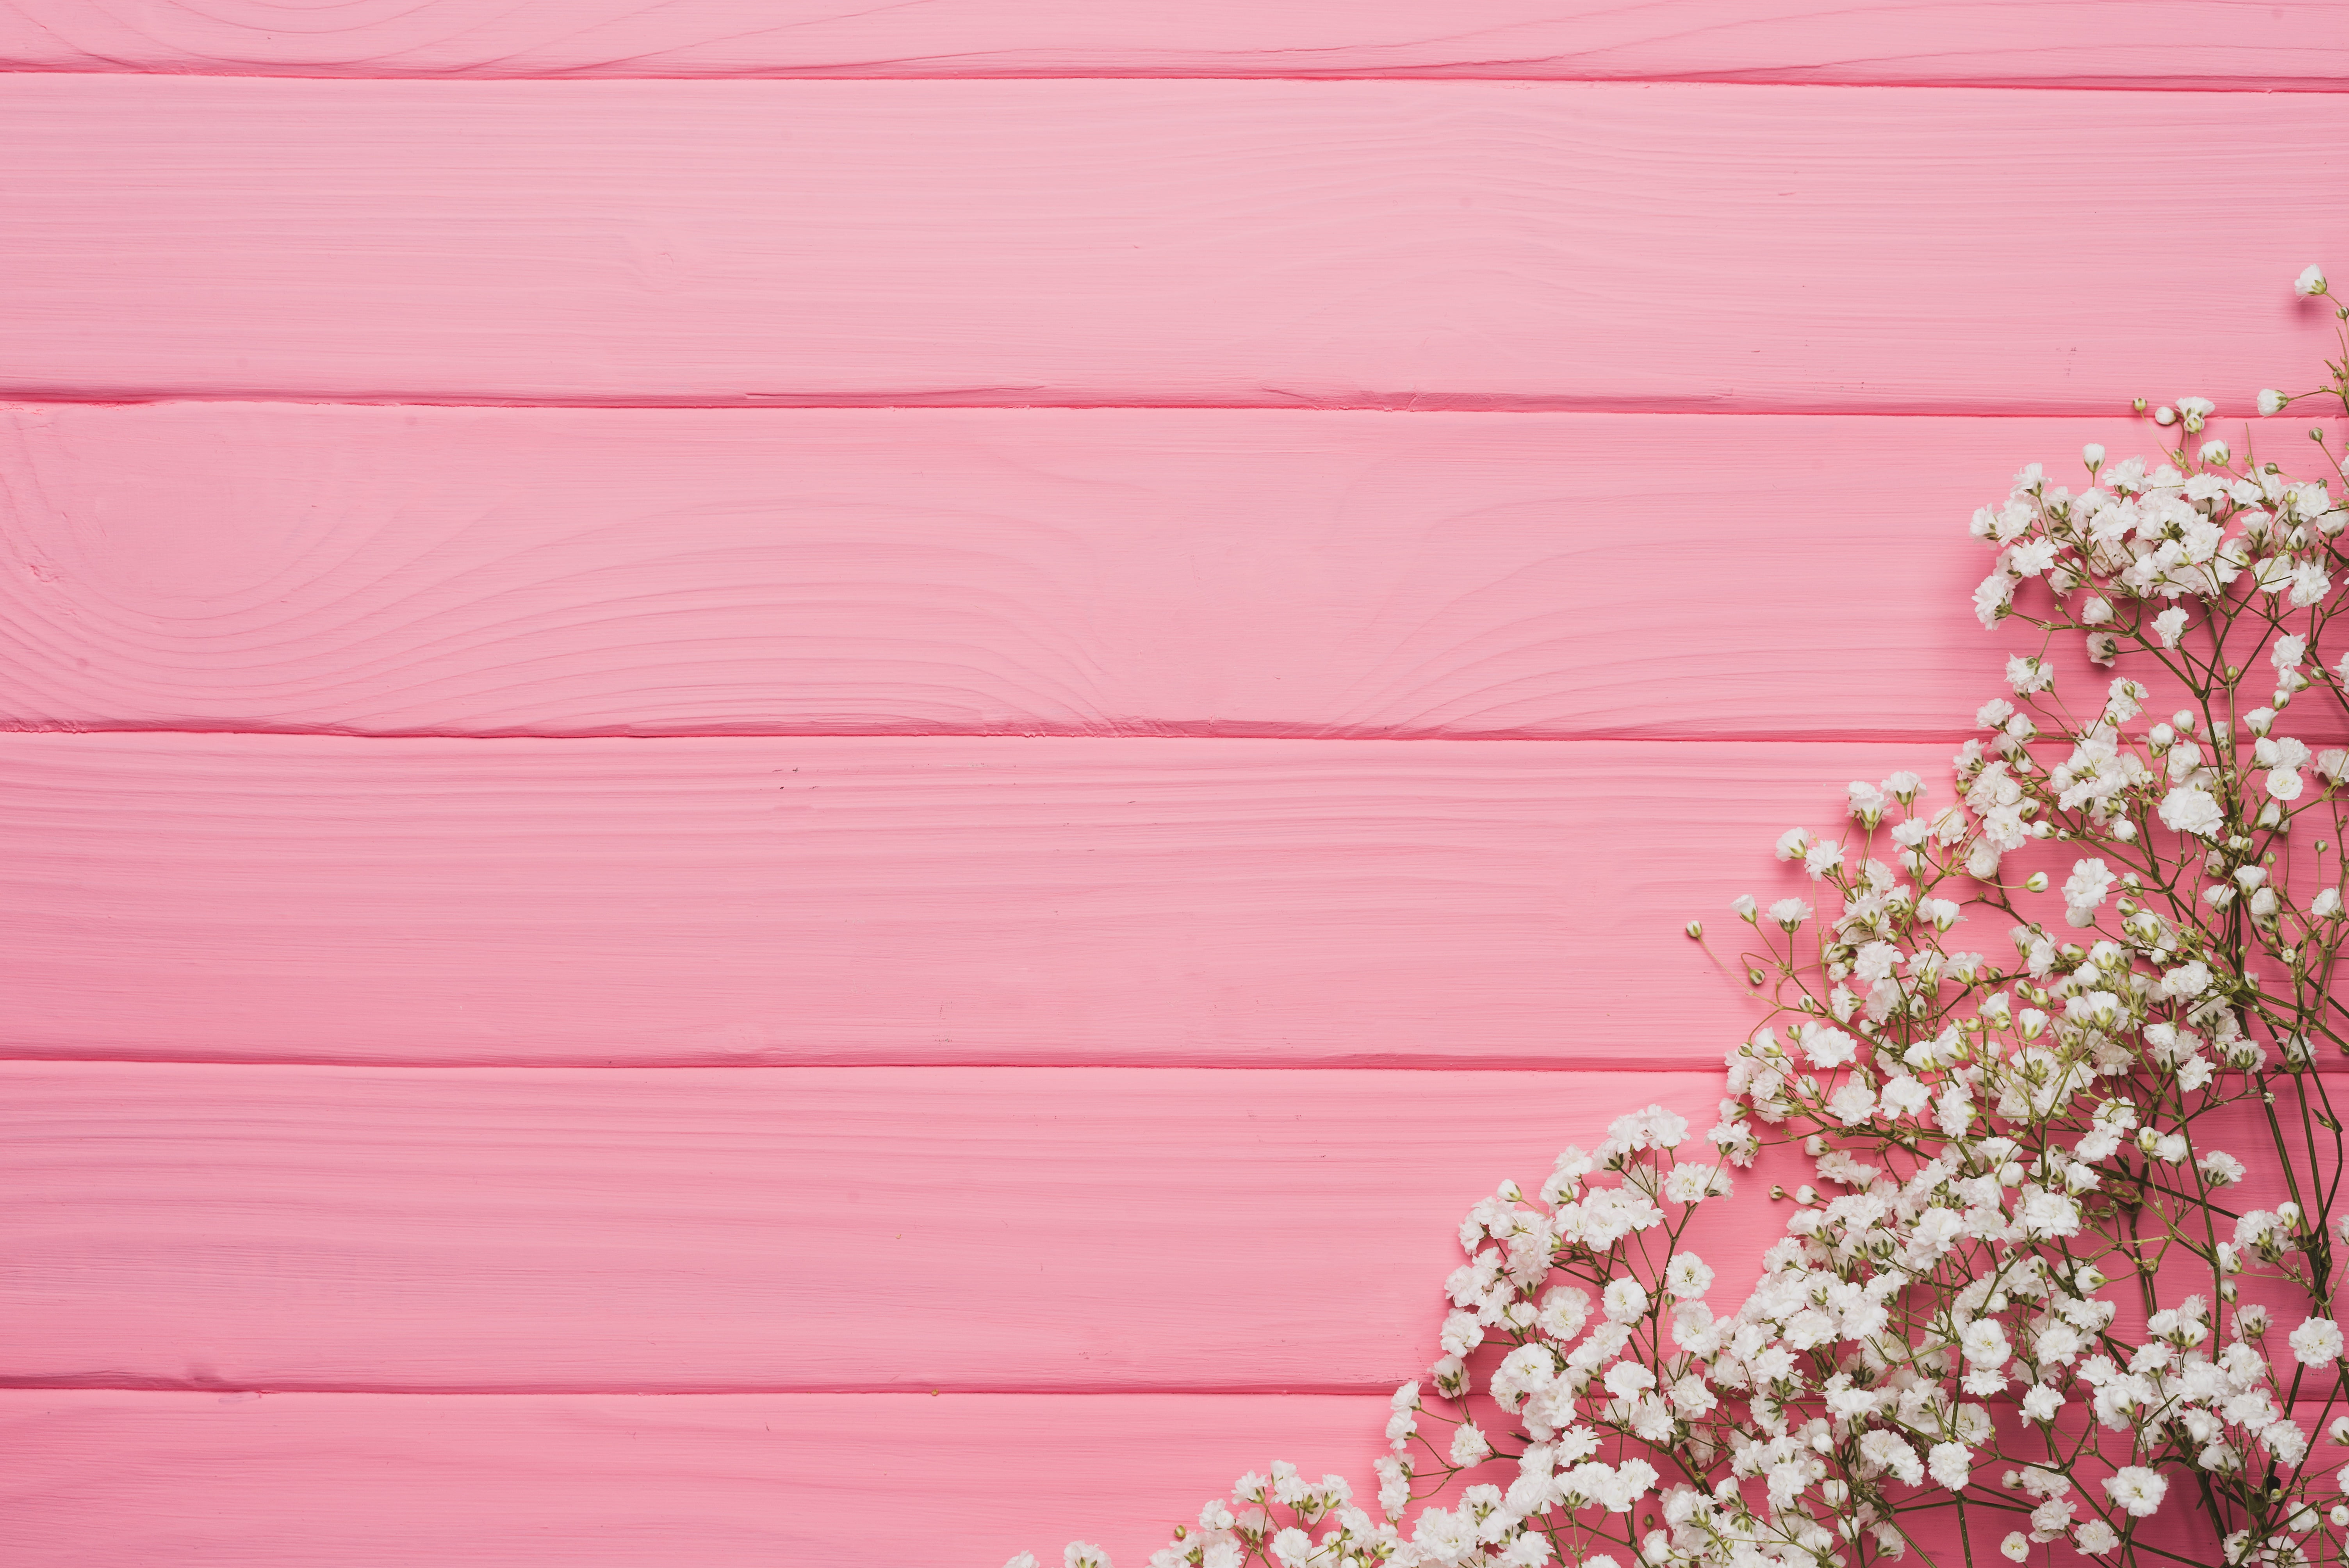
0 732 1934 1066
2 78 2342 410
7 1391 2341 1567
5 0 2347 88
0 1060 1764 1392
12 1062 2313 1392
0 1388 1389 1567
2 402 2190 741
6 1064 2314 1394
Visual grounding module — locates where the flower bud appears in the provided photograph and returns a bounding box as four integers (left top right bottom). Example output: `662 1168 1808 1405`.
2083 442 2105 470
1685 920 1704 940
2154 406 2177 426
2023 871 2050 893
2298 263 2329 298
2259 389 2287 416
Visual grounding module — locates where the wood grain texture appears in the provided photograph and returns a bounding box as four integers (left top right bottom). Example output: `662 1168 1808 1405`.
7 1390 2340 1567
0 731 1922 1066
9 1062 2313 1396
0 401 2187 740
6 0 2348 86
4 77 2344 411
0 1388 1389 1567
0 1060 1764 1392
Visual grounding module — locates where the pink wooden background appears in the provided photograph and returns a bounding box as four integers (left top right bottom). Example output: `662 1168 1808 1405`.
3 5 2345 1563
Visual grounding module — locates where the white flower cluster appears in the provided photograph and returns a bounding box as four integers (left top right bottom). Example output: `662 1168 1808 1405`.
1008 270 2349 1568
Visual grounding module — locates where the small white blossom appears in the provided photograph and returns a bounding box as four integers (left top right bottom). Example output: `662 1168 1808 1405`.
2158 784 2226 837
1448 1422 1492 1468
2103 1466 2167 1518
2075 1519 2120 1554
1928 1442 1973 1492
2291 1318 2345 1365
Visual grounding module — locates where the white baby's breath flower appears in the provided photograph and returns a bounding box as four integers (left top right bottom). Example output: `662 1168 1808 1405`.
2298 262 2329 297
1665 1254 1714 1299
1032 292 2349 1568
1927 1441 1973 1492
2199 1150 2245 1185
2158 784 2225 837
2062 857 2115 928
2291 1317 2345 1365
1448 1422 1492 1467
2103 1466 2166 1518
1975 572 2016 628
1602 1277 1649 1322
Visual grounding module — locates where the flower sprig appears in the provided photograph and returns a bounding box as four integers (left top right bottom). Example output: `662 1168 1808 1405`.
1009 264 2349 1568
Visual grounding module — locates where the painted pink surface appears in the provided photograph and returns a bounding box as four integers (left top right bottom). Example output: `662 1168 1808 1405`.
7 0 2348 85
4 1062 2310 1397
0 732 1933 1066
13 401 2300 741
0 1062 1761 1391
5 1390 2342 1568
4 77 2345 410
0 1389 1392 1568
6 23 2342 1564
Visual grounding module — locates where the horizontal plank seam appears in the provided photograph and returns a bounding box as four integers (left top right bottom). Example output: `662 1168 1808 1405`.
0 1381 1395 1398
11 1054 2342 1074
0 400 2291 423
2 69 2346 95
0 1055 1747 1072
0 728 1981 744
0 392 2231 417
6 1381 2331 1405
0 1057 1737 1073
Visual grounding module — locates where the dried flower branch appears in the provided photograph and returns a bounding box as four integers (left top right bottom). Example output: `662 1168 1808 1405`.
1011 264 2349 1568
